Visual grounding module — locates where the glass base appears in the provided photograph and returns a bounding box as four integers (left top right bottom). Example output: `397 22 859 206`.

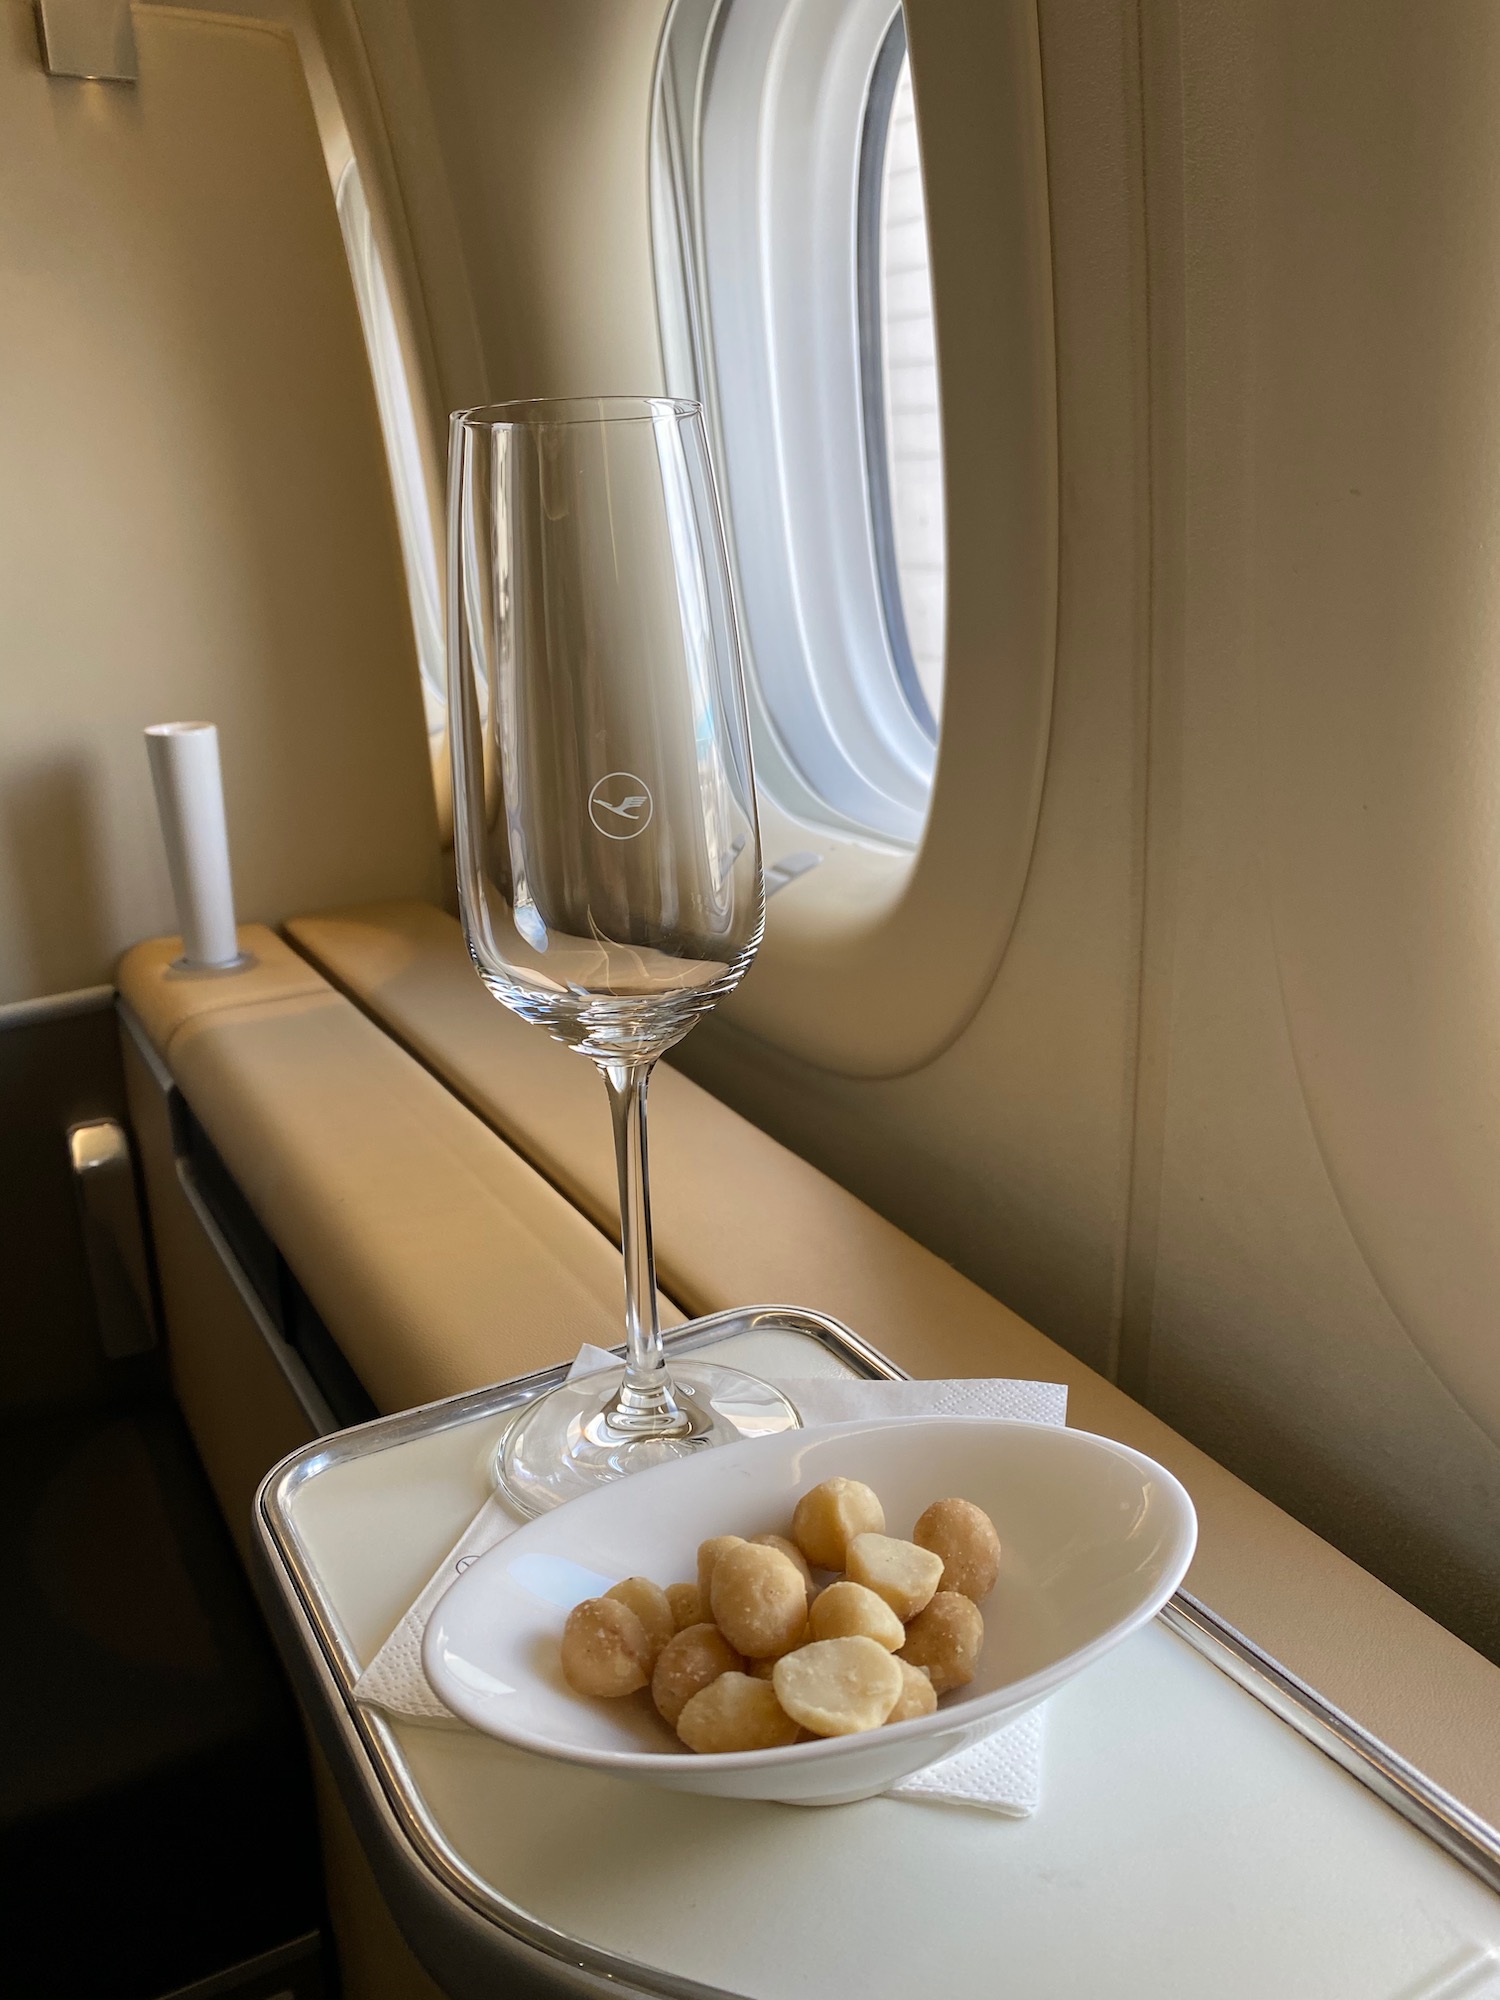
494 1360 801 1518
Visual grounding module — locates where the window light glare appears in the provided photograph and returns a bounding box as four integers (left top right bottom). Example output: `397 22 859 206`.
336 163 445 741
876 50 946 726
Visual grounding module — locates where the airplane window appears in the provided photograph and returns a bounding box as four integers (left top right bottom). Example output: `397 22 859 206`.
652 1 944 846
858 14 945 738
335 161 445 742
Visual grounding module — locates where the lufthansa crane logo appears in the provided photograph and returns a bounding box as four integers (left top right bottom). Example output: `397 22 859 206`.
588 771 654 840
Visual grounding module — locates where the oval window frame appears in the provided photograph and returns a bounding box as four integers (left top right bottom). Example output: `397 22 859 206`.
651 0 1057 1078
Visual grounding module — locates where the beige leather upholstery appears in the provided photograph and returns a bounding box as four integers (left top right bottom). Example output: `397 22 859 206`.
119 927 638 1416
287 898 1500 1827
0 1 439 1006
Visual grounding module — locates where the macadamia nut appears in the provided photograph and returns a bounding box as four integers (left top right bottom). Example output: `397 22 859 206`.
606 1577 674 1664
791 1478 885 1571
845 1533 945 1621
666 1581 704 1631
888 1659 938 1723
773 1636 904 1736
751 1533 815 1601
651 1622 743 1727
696 1535 746 1606
912 1498 1002 1602
807 1579 906 1651
710 1541 809 1659
676 1672 801 1753
559 1474 994 1749
899 1591 984 1694
560 1597 652 1698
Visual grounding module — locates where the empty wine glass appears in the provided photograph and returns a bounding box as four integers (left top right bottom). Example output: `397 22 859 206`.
448 395 800 1516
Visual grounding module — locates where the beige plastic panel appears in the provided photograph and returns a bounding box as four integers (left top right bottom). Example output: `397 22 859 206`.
285 897 1500 1829
664 0 1500 1675
0 0 439 1006
1246 8 1500 1448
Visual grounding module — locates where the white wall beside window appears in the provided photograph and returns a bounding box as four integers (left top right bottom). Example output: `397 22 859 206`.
336 161 446 745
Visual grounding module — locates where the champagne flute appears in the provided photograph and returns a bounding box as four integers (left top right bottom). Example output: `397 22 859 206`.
448 395 800 1516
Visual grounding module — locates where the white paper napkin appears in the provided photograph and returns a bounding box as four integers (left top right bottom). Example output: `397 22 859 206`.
354 1348 1066 1817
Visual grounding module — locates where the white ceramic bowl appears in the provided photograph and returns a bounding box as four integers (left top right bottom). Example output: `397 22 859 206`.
423 1417 1197 1806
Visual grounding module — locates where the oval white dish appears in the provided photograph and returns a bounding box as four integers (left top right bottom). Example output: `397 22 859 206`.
423 1416 1197 1806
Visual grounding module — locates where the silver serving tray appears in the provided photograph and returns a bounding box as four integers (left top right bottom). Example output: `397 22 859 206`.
253 1305 1500 2000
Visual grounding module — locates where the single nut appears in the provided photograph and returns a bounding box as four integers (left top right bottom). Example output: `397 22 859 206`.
807 1579 906 1651
676 1672 801 1753
606 1577 674 1664
666 1581 704 1632
887 1659 938 1723
791 1478 885 1571
773 1636 903 1736
560 1597 652 1698
912 1498 1002 1601
899 1592 984 1695
696 1535 747 1606
845 1532 945 1622
651 1622 743 1727
751 1533 815 1602
710 1541 809 1659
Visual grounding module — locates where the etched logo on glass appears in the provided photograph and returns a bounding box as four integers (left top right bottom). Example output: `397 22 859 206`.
588 771 654 839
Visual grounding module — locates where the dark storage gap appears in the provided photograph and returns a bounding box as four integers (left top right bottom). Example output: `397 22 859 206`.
0 1006 333 1998
0 1394 330 1999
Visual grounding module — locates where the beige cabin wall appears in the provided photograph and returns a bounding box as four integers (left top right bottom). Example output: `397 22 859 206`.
0 0 441 1007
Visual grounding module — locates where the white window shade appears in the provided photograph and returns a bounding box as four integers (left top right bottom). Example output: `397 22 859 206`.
653 0 944 846
863 31 946 728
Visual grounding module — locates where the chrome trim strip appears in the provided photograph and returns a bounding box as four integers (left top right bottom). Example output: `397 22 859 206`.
68 1117 159 1357
255 1314 1500 1999
116 997 176 1095
0 982 114 1031
1160 1592 1500 1894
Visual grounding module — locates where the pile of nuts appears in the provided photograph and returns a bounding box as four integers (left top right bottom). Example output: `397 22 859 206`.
559 1477 1001 1754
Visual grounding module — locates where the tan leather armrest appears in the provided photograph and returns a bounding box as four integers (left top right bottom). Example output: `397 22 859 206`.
118 926 632 1413
285 898 1500 1826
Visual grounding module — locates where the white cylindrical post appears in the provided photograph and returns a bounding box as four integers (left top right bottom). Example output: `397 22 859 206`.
144 722 242 969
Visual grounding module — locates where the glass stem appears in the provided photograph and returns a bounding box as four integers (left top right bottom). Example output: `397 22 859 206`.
601 1058 689 1437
